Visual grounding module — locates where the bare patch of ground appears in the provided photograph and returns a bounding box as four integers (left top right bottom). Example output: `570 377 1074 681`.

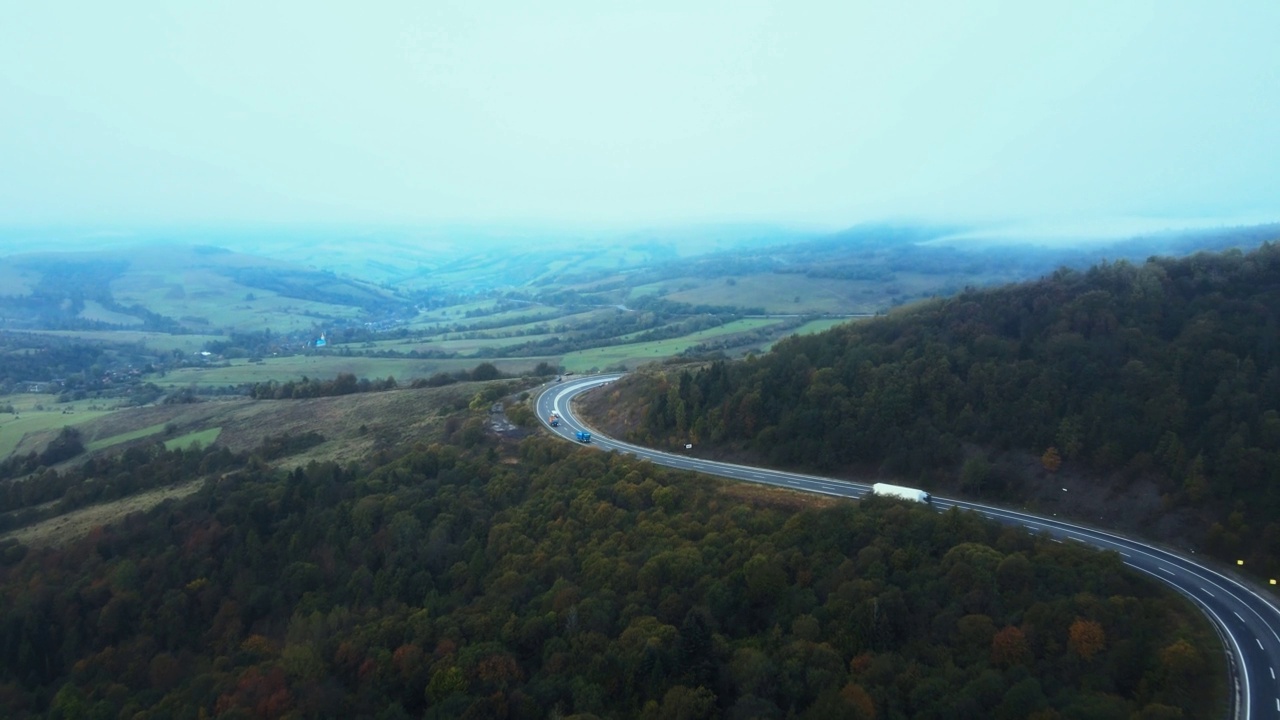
571 369 670 440
713 481 841 512
970 450 1206 554
2 479 204 548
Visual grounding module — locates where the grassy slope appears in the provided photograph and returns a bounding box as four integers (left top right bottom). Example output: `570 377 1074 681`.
78 300 143 326
163 426 221 450
559 317 783 371
112 267 365 331
0 395 115 459
152 355 556 388
1 381 503 547
85 422 171 452
651 272 987 314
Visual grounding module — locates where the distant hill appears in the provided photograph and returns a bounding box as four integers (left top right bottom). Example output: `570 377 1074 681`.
599 240 1280 579
0 244 405 333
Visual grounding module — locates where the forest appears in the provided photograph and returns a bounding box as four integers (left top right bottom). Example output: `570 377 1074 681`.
0 427 1219 718
631 242 1280 578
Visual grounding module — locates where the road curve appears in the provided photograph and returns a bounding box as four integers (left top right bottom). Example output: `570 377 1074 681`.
538 374 1280 720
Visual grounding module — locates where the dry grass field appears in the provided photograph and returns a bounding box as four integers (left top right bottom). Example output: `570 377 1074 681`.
0 380 516 547
3 480 205 548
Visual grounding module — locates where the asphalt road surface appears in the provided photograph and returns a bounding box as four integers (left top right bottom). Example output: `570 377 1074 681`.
538 374 1280 719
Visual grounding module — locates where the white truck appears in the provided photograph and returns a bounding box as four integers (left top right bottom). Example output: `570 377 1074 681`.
871 483 932 504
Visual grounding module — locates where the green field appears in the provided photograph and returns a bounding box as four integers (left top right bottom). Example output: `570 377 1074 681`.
631 271 994 315
411 299 505 322
111 268 366 332
155 355 559 387
559 318 783 372
79 300 144 326
474 308 614 336
656 274 873 313
407 304 574 333
21 330 224 354
759 318 856 352
1 413 109 459
789 318 852 336
164 426 221 450
85 422 171 452
613 322 684 341
0 395 116 459
404 333 564 355
340 331 564 355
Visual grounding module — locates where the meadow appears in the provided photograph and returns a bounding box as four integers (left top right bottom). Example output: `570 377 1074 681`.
0 394 116 459
84 422 172 452
558 317 784 372
153 354 558 388
163 426 222 450
78 300 143 326
21 330 224 354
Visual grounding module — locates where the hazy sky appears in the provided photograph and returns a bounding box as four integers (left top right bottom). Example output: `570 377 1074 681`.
2 1 1277 230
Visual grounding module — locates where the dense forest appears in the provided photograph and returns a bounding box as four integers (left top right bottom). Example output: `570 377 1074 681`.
0 427 1219 718
631 242 1280 578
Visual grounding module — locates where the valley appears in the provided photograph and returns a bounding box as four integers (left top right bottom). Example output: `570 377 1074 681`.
0 224 1277 719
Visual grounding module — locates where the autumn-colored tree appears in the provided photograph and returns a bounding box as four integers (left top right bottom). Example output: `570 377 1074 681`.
474 652 523 691
848 652 873 677
240 634 275 660
215 666 293 719
1041 446 1062 473
1067 618 1105 660
840 682 877 719
991 625 1031 667
1159 639 1203 678
392 643 424 680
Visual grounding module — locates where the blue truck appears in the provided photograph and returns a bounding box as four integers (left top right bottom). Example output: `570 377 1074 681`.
575 431 592 443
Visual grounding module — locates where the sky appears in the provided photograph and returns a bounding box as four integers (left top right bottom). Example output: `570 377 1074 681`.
2 1 1277 232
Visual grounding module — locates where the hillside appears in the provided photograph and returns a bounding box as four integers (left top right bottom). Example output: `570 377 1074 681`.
0 430 1221 718
0 245 405 334
599 242 1280 580
0 378 534 548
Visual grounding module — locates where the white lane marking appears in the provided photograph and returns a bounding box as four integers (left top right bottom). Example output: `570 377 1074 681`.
1275 697 1278 712
1067 536 1084 543
1203 588 1215 598
1269 666 1274 679
1236 612 1246 622
1051 539 1063 544
1158 567 1174 576
1258 637 1265 650
1119 552 1131 558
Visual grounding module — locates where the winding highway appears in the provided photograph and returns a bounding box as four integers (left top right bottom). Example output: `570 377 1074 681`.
539 374 1280 719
